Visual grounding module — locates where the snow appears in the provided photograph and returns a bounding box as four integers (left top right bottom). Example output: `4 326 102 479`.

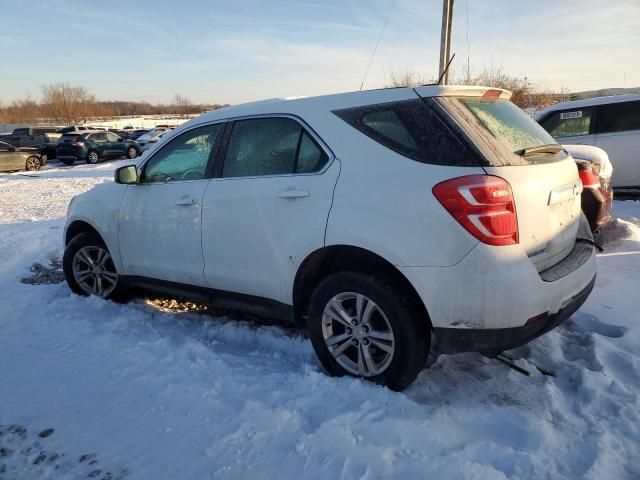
1 161 639 479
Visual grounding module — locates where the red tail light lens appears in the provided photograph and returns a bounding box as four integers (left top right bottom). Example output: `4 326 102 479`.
433 175 518 246
578 169 600 189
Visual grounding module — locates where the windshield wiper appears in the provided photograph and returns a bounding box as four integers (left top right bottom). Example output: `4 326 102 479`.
515 144 564 157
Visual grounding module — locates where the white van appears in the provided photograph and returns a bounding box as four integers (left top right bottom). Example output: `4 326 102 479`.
536 94 640 188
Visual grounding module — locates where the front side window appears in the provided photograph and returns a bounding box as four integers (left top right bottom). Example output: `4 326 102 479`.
222 117 328 178
143 124 222 183
105 132 120 142
539 107 593 138
596 101 640 134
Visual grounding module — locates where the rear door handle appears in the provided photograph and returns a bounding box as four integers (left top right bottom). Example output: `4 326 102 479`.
175 197 198 206
277 189 309 199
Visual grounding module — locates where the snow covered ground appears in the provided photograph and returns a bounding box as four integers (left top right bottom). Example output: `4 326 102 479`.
1 161 639 480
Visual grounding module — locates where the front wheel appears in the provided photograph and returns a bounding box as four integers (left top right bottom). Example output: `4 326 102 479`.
63 233 125 300
86 150 99 164
307 272 429 391
25 156 41 171
126 146 138 159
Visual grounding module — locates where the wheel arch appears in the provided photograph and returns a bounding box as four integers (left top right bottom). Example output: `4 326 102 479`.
292 245 431 330
65 220 103 246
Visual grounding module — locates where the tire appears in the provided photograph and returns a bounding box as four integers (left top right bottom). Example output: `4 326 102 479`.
25 156 41 171
307 271 429 391
63 232 126 301
126 146 138 159
86 150 99 164
61 158 75 166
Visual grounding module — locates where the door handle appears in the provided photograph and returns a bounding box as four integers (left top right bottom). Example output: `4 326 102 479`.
175 197 198 206
277 189 310 199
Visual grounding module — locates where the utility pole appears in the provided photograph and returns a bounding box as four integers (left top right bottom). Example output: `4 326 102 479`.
438 0 455 85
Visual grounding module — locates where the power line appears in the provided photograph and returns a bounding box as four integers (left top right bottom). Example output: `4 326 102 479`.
359 0 397 91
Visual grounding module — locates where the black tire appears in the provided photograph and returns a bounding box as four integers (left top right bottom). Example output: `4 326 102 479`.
307 271 429 391
61 158 75 166
126 146 138 159
25 156 41 171
63 232 127 301
86 150 100 164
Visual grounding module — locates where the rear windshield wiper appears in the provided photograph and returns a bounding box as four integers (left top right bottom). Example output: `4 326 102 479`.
514 144 564 157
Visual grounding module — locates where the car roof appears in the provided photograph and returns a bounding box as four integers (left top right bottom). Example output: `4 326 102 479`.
536 93 640 118
188 85 511 126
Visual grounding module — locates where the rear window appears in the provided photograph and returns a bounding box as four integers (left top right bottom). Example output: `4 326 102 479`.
456 98 557 152
333 99 480 166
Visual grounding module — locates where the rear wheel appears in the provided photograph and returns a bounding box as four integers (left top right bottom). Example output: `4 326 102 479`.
25 156 41 171
86 150 99 164
307 272 429 391
63 233 125 300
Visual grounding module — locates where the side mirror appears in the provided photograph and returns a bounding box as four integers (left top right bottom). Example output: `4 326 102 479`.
115 164 139 184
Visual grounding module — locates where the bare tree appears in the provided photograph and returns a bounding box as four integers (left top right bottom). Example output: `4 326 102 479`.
173 93 194 117
40 83 100 123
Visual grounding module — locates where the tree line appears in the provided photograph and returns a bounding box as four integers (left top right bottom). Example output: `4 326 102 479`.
0 83 228 125
388 66 569 111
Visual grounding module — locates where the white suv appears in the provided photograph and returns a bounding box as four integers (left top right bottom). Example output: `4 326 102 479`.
63 86 597 390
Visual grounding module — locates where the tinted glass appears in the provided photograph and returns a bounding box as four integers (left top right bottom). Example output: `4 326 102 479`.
12 128 29 136
539 107 593 138
105 132 120 142
60 134 80 142
596 101 640 134
296 132 328 173
223 118 301 177
334 99 478 166
144 124 222 183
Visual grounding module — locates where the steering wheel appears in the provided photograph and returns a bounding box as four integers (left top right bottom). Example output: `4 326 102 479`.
181 169 203 181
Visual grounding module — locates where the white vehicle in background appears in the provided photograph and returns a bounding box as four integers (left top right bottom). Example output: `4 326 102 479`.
136 128 170 152
536 94 640 188
63 86 597 391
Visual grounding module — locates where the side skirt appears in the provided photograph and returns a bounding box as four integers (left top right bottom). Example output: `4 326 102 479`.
122 276 296 323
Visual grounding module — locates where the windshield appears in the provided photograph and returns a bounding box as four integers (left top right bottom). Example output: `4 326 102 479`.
457 98 557 153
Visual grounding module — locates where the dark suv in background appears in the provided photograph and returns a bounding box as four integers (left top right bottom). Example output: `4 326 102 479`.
56 131 140 165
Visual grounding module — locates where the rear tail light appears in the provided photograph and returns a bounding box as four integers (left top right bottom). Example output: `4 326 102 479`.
432 175 518 246
578 169 600 189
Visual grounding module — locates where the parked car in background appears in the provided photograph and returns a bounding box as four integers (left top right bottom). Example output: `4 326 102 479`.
563 145 613 232
56 131 139 165
137 131 168 152
536 94 640 188
127 129 150 140
58 126 93 134
0 140 43 172
63 86 596 391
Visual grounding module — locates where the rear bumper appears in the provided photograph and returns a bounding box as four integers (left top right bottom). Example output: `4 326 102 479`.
433 274 596 356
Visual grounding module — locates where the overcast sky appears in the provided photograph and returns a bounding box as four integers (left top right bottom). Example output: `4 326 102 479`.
1 0 638 105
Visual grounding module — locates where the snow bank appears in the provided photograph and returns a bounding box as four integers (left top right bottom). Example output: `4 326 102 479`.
1 163 639 479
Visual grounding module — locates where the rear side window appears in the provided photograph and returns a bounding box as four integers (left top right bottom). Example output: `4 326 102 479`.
222 117 328 178
539 108 593 137
595 101 640 134
12 128 29 136
333 99 478 166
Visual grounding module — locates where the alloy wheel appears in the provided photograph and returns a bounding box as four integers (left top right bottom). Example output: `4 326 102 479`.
25 157 40 171
71 246 118 297
321 292 395 377
127 147 137 159
88 151 99 164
